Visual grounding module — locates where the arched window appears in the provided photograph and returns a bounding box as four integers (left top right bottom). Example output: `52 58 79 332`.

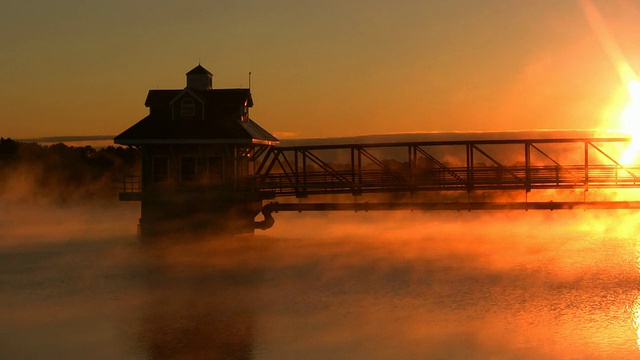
181 98 195 117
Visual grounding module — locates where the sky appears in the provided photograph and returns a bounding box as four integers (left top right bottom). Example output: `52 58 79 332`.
3 0 640 140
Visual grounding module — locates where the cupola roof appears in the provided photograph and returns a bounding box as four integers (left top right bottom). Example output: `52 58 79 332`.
186 64 212 75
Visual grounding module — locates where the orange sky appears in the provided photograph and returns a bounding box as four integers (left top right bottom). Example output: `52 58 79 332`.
3 0 640 140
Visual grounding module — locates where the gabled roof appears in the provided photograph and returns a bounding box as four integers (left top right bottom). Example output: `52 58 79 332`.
169 88 205 105
115 87 277 146
145 88 253 108
114 115 278 145
144 90 180 107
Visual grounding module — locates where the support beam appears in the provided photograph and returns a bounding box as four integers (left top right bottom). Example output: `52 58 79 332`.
256 200 640 230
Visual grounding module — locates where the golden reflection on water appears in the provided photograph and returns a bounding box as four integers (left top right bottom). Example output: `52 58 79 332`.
634 298 640 349
634 234 640 350
6 207 640 358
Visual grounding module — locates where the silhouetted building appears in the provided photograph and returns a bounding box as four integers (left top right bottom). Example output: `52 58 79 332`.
115 65 278 236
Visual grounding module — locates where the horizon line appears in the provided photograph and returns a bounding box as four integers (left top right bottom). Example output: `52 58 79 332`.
13 135 116 143
9 129 629 144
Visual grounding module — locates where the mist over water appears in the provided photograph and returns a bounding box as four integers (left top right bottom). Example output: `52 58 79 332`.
3 202 640 359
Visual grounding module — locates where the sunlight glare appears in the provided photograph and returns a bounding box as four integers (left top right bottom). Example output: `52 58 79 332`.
619 79 640 165
579 0 640 164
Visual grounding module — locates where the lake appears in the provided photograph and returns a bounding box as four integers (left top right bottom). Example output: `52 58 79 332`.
2 202 640 359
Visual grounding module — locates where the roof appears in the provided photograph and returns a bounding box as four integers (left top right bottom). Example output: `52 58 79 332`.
114 116 278 145
115 87 277 146
186 64 212 75
145 88 253 108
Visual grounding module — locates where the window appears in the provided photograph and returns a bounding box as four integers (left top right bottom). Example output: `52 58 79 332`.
152 156 169 183
181 98 195 117
241 99 249 121
241 106 249 121
180 156 197 182
208 157 224 183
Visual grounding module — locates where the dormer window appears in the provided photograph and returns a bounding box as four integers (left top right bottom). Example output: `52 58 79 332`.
181 98 195 117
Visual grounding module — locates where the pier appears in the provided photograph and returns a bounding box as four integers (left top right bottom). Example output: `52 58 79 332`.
115 65 640 236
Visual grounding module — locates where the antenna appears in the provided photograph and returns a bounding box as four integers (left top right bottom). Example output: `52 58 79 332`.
249 72 252 90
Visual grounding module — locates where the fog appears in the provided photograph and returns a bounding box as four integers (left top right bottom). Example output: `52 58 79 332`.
3 135 640 358
3 194 640 358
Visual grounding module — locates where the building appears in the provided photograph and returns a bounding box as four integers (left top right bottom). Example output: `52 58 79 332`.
114 64 279 237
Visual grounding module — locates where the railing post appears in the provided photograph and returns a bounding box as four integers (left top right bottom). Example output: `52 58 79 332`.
302 150 307 196
525 142 531 193
466 143 474 192
408 145 415 193
584 141 589 191
294 150 299 194
357 147 362 194
351 147 360 195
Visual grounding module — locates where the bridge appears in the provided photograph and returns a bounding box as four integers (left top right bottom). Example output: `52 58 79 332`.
114 65 640 236
119 136 640 232
244 136 640 229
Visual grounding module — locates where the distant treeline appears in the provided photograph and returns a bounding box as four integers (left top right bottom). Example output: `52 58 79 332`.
0 138 139 203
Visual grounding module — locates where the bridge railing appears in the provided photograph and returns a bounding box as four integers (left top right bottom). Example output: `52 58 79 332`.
252 138 640 198
255 164 640 197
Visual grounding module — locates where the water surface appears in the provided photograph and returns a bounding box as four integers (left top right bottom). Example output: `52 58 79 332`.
2 204 640 359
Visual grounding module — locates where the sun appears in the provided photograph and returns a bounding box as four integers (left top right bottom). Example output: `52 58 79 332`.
619 79 640 165
578 0 640 164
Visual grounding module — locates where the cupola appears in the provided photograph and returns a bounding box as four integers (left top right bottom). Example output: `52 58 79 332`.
186 64 213 90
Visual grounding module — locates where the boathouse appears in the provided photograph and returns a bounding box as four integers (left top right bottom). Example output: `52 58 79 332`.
115 64 279 236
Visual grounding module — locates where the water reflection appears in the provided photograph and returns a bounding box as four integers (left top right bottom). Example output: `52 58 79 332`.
4 210 640 358
633 298 640 349
135 239 260 359
634 234 640 350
